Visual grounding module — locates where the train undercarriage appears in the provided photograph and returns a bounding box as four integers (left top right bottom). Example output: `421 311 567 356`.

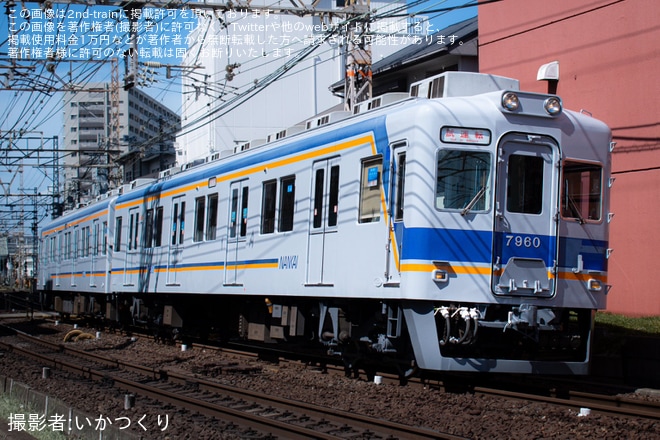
46 292 594 377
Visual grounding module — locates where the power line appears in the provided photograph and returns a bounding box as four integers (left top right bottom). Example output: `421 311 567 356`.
479 0 625 47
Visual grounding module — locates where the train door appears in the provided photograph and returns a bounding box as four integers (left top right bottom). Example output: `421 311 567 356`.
492 133 559 297
166 196 185 286
386 143 406 285
306 157 340 285
225 180 249 285
124 207 140 286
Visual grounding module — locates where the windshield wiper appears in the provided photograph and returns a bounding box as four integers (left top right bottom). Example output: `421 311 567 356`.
461 186 487 216
567 195 585 224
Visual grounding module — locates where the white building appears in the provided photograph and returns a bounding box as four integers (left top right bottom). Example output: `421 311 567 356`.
63 86 180 206
176 0 410 164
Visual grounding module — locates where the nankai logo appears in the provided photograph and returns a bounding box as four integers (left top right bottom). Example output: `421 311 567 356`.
279 255 298 269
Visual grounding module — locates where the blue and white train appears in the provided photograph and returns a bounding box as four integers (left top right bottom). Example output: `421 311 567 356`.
38 72 612 376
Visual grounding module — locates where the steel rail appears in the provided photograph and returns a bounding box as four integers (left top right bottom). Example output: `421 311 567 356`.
2 331 464 439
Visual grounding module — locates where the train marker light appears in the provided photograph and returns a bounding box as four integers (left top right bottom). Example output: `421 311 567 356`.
501 92 520 111
432 269 449 283
544 97 562 116
587 279 602 292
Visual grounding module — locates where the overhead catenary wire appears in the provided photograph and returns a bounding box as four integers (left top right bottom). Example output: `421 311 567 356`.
174 0 440 138
0 0 483 232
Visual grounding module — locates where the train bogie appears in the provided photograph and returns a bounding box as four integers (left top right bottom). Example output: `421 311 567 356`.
39 71 611 376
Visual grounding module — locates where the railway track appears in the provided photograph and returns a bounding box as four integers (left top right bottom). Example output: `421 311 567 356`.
1 318 658 439
0 327 463 439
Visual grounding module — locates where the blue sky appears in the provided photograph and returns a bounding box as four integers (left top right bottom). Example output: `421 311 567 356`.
408 0 477 33
0 0 477 231
0 0 477 112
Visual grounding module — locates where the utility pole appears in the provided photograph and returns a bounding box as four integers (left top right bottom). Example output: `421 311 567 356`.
344 0 372 111
18 0 375 109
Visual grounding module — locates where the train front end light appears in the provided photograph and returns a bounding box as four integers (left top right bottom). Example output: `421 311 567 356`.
501 92 520 111
544 97 562 116
587 278 603 292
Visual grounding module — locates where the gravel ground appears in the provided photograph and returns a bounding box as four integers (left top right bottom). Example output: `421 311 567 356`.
1 319 659 440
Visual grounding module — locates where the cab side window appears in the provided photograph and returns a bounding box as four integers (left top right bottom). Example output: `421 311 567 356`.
561 161 602 222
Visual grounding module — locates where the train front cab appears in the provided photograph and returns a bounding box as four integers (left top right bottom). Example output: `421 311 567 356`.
400 89 611 375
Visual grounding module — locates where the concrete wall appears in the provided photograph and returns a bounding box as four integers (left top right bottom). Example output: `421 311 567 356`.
478 0 660 316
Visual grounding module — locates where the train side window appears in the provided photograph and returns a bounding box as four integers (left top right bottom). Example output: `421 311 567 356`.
507 154 543 214
128 210 140 251
395 153 406 222
82 226 90 257
144 208 154 248
64 231 71 260
171 199 185 246
80 227 85 258
561 161 602 222
261 180 277 234
73 227 79 259
93 221 99 256
328 165 340 227
312 168 324 228
230 188 239 238
102 221 108 254
240 186 249 237
359 156 383 223
115 216 123 252
61 232 67 260
87 226 92 257
172 204 179 245
279 175 295 232
206 194 218 240
193 196 206 242
180 202 186 244
128 214 134 250
42 238 48 265
154 207 163 247
436 150 491 212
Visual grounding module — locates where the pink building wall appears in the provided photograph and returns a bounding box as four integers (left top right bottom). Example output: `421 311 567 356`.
478 0 660 316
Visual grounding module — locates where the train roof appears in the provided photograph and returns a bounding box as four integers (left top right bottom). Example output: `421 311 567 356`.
41 71 611 236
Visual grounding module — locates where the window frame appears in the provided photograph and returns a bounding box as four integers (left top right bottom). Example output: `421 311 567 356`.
114 216 123 252
261 180 277 234
434 148 492 213
279 175 296 232
128 209 140 251
560 159 604 223
171 198 186 246
393 147 407 222
206 193 219 241
153 207 163 247
193 196 206 243
506 154 544 215
358 155 383 223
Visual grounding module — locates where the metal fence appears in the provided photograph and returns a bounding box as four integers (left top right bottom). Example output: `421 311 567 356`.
1 375 141 440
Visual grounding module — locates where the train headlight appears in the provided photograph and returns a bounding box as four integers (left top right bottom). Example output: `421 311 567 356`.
543 97 562 116
501 92 520 111
587 279 602 292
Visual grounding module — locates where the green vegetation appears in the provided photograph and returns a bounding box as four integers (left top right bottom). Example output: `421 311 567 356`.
0 395 67 440
595 312 660 335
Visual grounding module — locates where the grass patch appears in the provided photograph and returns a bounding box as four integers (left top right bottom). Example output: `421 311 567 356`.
0 394 67 440
593 312 660 357
595 312 660 335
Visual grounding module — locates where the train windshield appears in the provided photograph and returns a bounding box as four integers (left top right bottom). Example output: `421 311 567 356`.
436 150 491 212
